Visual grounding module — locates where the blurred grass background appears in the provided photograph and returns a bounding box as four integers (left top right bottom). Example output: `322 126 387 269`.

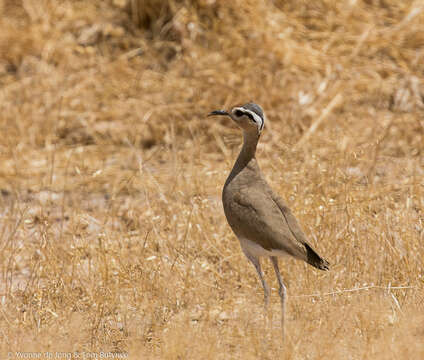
0 0 423 358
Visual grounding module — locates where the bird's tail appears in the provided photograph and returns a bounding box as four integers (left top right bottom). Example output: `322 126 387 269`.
305 243 329 270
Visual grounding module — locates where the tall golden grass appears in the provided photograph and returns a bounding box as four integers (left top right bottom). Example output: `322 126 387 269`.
0 0 423 358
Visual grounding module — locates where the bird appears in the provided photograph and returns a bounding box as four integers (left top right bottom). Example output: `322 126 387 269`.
208 102 329 340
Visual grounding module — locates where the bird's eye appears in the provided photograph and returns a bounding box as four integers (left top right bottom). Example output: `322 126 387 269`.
234 110 244 117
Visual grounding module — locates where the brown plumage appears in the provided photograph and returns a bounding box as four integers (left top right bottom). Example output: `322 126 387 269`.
208 102 329 341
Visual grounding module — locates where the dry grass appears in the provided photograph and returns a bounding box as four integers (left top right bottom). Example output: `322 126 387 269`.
0 0 423 358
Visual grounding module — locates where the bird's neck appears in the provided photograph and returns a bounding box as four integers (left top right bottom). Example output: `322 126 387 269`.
237 131 259 166
225 131 260 186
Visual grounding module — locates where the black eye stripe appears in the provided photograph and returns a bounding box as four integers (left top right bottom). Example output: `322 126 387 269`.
245 112 255 121
235 109 256 122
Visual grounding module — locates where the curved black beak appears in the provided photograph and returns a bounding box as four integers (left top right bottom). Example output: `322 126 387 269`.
208 110 229 117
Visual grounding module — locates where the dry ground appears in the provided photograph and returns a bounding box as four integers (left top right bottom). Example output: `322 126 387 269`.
0 0 423 358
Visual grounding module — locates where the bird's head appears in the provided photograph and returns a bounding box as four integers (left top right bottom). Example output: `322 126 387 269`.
208 102 265 135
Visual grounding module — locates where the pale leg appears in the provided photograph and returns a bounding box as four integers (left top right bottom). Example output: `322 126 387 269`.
270 256 287 341
243 250 270 309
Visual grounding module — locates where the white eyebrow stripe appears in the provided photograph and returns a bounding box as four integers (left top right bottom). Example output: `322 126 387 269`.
235 107 264 132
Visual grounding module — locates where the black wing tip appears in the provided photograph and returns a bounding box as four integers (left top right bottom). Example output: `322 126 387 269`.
318 259 330 271
305 243 330 271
